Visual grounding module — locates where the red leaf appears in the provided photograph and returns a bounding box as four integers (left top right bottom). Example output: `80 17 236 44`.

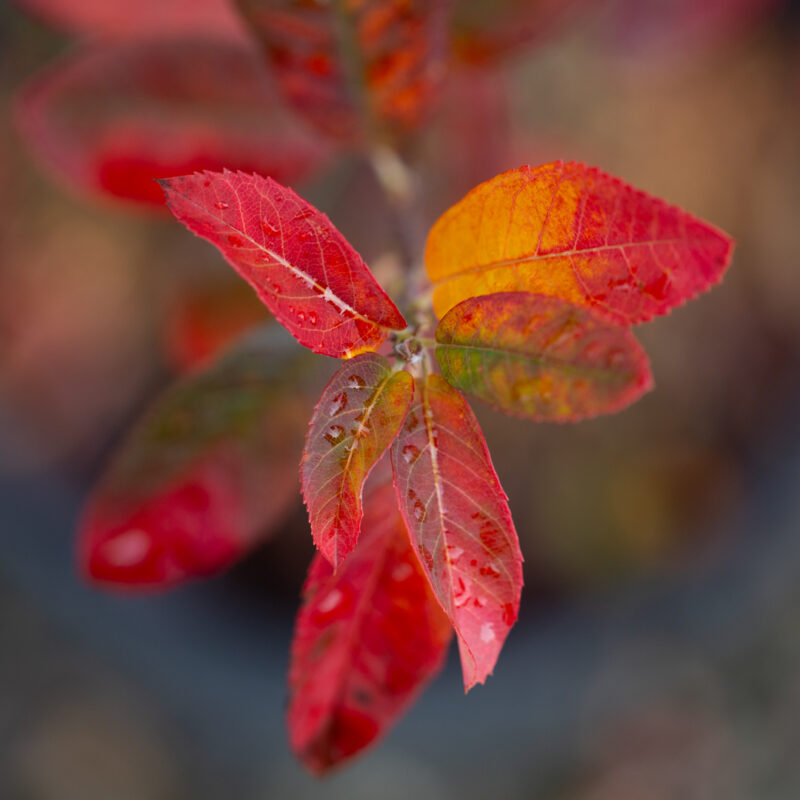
302 353 413 569
160 170 407 358
78 329 311 590
14 0 247 41
289 474 452 774
425 161 734 324
390 375 523 690
15 41 329 208
235 0 449 141
435 292 653 422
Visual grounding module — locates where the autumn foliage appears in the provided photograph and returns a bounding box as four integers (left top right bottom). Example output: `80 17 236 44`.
12 0 736 777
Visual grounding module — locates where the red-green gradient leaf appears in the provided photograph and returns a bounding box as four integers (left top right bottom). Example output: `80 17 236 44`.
289 474 452 775
235 0 449 141
14 0 247 40
160 170 406 358
15 41 329 208
390 375 523 690
435 292 653 422
302 353 413 569
78 328 311 590
426 161 734 323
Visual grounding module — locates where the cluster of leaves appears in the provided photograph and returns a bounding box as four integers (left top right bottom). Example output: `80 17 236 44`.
14 0 553 208
13 0 735 777
85 162 732 771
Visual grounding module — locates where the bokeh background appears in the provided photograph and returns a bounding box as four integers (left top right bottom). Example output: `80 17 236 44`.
2 0 800 797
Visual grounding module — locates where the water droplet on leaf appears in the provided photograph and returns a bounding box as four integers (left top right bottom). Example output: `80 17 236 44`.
446 545 464 562
391 563 413 582
480 623 496 643
318 587 343 613
323 424 345 445
260 217 279 235
347 375 366 390
328 392 348 416
402 444 420 464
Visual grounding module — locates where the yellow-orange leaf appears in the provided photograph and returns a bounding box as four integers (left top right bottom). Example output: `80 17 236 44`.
425 161 734 323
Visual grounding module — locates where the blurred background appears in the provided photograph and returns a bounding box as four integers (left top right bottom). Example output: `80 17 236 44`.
2 0 800 797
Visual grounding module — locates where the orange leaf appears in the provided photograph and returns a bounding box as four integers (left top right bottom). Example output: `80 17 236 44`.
436 292 653 421
160 170 406 358
425 161 734 323
302 354 414 568
235 0 449 141
390 375 523 690
289 473 452 774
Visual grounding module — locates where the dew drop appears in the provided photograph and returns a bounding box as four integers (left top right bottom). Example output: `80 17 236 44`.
327 391 348 416
318 588 343 613
347 374 366 390
308 311 318 326
297 310 306 322
453 577 470 607
402 445 420 464
299 231 312 242
608 348 627 368
227 234 244 247
351 421 370 439
215 201 229 210
480 527 509 554
260 217 279 235
100 529 150 567
323 424 345 445
293 207 315 221
271 283 282 294
479 561 501 578
392 562 413 582
446 545 464 562
413 499 426 522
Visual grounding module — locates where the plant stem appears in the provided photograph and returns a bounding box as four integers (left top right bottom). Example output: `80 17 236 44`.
330 0 433 327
